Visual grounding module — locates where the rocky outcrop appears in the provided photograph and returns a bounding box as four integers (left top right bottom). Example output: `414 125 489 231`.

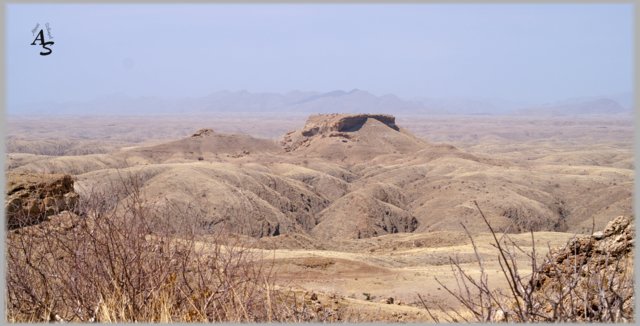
304 114 399 135
536 215 634 285
191 128 215 137
282 114 400 152
532 216 634 321
5 173 79 229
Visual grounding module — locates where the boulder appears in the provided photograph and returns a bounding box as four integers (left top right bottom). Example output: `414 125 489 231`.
532 216 634 320
5 172 79 229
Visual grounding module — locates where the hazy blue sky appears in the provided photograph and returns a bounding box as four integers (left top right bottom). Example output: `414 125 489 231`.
6 4 634 109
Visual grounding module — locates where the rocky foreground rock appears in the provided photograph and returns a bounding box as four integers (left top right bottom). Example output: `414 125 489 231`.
527 215 634 321
5 172 79 229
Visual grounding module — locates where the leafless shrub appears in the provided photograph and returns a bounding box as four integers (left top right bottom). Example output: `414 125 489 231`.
6 171 351 322
418 200 634 323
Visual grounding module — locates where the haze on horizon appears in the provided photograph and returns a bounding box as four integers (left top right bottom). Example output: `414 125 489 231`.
6 4 634 114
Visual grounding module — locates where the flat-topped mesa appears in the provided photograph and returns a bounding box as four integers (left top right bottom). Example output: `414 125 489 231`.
301 114 399 137
282 114 411 154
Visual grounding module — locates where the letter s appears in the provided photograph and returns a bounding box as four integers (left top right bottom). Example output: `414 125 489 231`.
40 41 54 56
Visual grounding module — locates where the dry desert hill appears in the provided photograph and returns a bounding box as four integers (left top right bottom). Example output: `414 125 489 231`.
5 113 634 322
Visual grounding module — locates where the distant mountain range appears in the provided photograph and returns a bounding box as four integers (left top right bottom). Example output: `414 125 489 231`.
11 89 633 116
516 97 631 116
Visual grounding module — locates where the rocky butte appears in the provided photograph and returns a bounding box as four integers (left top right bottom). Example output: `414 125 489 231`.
282 114 400 152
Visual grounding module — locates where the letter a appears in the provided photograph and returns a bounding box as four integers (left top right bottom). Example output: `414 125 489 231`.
31 30 45 46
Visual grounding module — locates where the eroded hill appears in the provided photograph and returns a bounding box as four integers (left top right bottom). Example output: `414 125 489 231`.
6 114 634 243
